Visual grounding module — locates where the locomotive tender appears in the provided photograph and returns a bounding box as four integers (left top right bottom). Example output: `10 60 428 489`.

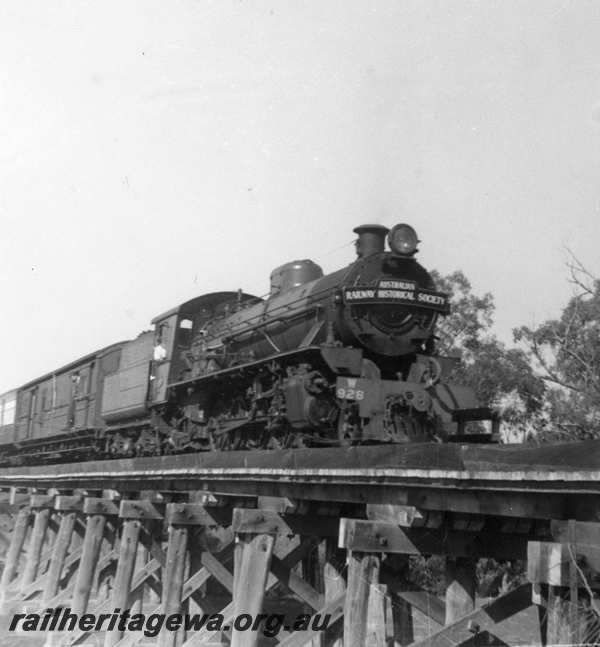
0 223 497 465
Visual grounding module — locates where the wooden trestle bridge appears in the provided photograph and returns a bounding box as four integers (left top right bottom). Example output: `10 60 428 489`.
0 441 599 647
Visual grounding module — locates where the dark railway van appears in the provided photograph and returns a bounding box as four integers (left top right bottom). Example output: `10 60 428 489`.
13 343 125 442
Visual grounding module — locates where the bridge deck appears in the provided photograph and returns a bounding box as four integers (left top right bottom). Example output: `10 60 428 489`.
2 440 599 520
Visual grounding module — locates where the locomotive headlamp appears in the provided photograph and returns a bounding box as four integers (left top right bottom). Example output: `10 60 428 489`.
388 223 419 256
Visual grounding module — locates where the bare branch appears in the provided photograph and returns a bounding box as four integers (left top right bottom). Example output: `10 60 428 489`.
565 247 596 296
530 335 581 393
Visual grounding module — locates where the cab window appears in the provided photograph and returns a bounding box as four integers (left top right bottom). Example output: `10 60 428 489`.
177 318 194 347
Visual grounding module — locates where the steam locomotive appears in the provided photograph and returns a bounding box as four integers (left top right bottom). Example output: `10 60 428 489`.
0 223 497 466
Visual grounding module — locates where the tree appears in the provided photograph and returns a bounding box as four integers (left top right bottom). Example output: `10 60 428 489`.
431 270 545 428
431 270 494 356
514 255 600 441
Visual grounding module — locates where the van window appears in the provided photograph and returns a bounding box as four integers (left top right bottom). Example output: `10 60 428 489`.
2 398 15 425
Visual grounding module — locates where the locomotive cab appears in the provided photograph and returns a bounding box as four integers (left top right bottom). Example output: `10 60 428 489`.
149 291 263 399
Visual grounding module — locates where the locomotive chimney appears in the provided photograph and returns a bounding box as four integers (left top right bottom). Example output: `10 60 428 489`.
353 224 390 258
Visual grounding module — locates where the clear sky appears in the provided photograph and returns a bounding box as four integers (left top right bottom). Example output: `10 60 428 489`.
1 1 599 393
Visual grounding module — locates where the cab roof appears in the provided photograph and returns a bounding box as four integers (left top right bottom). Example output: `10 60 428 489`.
151 291 262 324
